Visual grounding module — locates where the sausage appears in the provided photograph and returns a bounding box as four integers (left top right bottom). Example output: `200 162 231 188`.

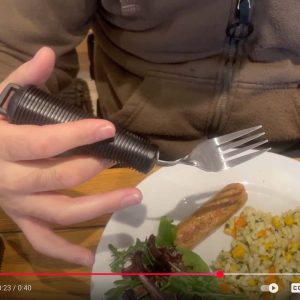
175 183 247 249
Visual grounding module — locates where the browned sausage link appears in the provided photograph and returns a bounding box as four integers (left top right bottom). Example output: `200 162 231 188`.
175 183 247 249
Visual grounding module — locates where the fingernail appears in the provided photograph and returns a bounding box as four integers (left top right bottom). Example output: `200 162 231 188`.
122 192 142 207
102 159 116 169
79 256 93 267
95 125 115 140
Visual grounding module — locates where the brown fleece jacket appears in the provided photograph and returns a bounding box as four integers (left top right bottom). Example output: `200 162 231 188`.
1 0 300 159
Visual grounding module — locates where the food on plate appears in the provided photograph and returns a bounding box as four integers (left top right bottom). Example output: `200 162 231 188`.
176 183 248 249
105 217 246 300
213 206 300 299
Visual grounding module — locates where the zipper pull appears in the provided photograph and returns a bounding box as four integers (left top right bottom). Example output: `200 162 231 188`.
237 0 252 24
226 0 254 40
209 0 255 134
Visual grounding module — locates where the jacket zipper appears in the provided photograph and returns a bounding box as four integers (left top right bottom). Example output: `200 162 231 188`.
209 0 254 135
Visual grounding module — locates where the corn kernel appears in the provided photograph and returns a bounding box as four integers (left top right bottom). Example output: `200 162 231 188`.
229 264 238 272
285 252 293 262
248 278 258 287
284 214 294 226
231 244 246 259
264 242 273 251
260 255 270 262
289 241 299 252
272 216 282 229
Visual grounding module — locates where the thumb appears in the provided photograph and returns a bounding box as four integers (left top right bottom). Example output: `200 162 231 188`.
0 47 56 92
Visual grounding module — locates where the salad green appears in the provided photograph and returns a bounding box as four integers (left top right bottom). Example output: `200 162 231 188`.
105 217 247 300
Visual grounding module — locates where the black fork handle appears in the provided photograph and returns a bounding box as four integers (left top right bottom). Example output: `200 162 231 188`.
0 84 159 173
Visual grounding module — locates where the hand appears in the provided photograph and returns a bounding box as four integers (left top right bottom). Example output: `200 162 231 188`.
0 47 142 267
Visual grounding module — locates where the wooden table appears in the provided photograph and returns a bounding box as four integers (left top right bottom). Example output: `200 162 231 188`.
1 158 299 299
0 168 152 300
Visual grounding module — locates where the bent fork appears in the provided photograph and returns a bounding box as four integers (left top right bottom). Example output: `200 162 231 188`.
158 126 270 172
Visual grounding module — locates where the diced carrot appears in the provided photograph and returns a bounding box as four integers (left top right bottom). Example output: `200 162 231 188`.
277 277 285 289
257 229 268 238
266 276 285 289
261 293 271 300
265 266 277 285
231 215 247 237
219 283 231 293
234 215 247 230
265 276 276 285
269 266 276 273
231 228 237 238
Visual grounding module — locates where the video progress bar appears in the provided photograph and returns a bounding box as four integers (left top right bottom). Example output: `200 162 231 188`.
225 273 300 276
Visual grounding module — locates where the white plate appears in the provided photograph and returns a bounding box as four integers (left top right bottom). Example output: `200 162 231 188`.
91 152 300 299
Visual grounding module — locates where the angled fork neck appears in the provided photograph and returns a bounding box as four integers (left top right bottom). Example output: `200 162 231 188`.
157 156 197 168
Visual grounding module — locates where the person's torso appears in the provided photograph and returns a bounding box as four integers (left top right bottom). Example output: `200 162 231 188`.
93 0 300 159
96 0 300 65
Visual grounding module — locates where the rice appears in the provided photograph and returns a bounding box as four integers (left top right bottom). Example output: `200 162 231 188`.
213 206 300 299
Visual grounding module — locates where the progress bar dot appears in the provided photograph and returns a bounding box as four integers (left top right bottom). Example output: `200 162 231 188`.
216 270 224 278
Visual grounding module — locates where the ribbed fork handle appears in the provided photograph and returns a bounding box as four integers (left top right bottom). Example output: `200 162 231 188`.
0 84 159 173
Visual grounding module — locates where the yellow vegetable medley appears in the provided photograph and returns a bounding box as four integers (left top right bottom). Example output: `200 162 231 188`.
213 206 300 299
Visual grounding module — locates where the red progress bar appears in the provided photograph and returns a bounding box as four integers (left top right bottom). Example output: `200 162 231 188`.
0 271 224 277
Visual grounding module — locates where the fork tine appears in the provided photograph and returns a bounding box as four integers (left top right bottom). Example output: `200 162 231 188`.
215 125 263 146
220 132 265 151
224 139 268 159
225 148 271 169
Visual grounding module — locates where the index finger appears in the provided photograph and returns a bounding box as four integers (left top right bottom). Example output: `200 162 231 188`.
0 119 115 161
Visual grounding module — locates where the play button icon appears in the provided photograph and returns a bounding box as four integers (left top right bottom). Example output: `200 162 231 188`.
269 283 279 294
